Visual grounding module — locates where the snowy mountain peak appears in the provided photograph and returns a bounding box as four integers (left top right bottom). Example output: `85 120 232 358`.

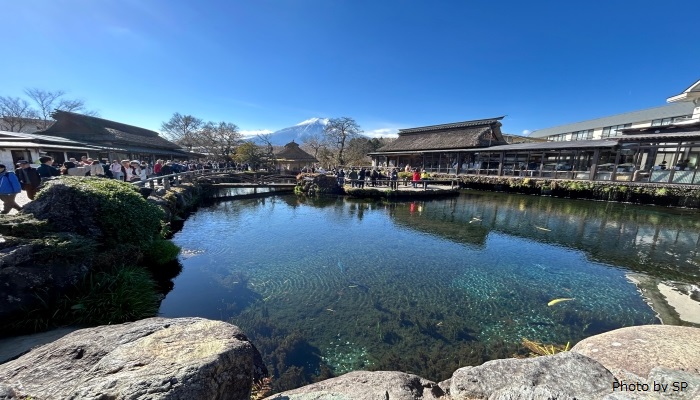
260 117 330 146
296 117 329 126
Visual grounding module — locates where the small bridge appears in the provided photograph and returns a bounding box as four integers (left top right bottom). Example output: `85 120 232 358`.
132 169 298 191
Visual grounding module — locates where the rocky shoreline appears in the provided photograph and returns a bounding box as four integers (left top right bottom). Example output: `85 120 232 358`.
0 318 698 400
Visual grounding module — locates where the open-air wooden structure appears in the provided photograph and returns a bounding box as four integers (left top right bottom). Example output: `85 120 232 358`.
370 117 700 185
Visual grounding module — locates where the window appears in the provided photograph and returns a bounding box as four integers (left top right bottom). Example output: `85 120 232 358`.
571 129 593 140
601 124 631 138
651 116 690 126
548 133 567 141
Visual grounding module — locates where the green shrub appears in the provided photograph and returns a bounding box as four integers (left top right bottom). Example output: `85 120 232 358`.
70 266 160 325
654 188 668 197
143 238 181 266
31 177 164 246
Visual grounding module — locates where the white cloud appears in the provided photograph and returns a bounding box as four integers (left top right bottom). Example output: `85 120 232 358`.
364 128 399 139
240 129 273 138
522 129 532 136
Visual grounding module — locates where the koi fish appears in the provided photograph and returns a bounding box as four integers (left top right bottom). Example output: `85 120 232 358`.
326 308 335 312
535 226 551 232
548 298 574 306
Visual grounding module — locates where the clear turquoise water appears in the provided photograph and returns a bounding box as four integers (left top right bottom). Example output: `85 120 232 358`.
160 192 699 382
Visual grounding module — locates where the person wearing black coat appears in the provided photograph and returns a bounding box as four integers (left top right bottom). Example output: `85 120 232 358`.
15 160 42 200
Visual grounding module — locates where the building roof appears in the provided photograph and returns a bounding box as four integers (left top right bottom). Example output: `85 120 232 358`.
38 111 183 150
398 117 505 134
459 138 621 153
667 79 700 103
274 141 318 162
529 102 696 138
617 120 700 141
0 141 100 151
376 117 506 153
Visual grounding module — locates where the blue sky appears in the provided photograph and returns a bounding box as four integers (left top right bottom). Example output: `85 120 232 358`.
3 0 699 138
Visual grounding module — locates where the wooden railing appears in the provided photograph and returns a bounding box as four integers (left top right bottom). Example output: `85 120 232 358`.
130 169 297 189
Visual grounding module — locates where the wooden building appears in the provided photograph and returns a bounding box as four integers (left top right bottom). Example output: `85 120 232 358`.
274 141 318 172
369 116 700 185
0 130 101 171
37 111 192 162
369 117 507 173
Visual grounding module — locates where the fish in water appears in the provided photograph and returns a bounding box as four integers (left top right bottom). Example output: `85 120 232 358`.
548 298 575 306
469 217 482 224
347 281 369 292
535 226 551 232
337 261 345 273
326 308 335 312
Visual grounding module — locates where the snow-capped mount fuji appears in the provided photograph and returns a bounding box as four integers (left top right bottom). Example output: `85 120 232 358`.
261 117 329 146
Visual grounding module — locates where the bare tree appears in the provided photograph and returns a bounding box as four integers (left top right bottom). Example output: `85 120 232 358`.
160 113 204 150
196 121 241 160
301 129 327 159
24 88 97 128
323 117 362 166
256 133 277 171
0 96 38 132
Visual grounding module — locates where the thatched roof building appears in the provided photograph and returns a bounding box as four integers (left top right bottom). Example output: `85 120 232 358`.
37 111 192 161
274 141 317 172
376 117 506 153
370 117 506 172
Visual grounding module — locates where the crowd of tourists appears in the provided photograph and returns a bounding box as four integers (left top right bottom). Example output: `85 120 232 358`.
332 164 431 190
0 156 255 213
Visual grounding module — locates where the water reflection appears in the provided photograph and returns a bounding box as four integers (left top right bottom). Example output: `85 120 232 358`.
396 192 700 283
160 192 700 387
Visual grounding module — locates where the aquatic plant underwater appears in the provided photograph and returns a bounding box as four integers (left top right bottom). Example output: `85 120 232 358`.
160 194 679 391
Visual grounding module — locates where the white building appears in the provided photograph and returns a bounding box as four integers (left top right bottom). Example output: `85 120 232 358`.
530 102 696 142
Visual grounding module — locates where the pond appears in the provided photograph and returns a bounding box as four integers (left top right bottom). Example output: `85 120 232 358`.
159 191 700 387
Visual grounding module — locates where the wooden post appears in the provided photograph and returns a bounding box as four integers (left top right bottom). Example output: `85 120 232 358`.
668 143 683 183
497 152 504 176
589 149 600 181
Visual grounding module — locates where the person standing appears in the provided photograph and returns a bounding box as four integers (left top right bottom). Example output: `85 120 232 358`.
0 164 22 214
37 156 60 180
15 160 41 200
110 160 123 180
390 168 399 190
154 160 163 178
348 168 358 188
358 167 366 188
89 160 105 177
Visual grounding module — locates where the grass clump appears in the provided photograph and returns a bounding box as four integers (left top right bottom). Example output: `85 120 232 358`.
520 338 571 357
71 266 160 325
142 238 181 266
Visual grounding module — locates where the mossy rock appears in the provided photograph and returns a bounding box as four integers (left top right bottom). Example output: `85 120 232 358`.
22 177 164 246
0 213 51 238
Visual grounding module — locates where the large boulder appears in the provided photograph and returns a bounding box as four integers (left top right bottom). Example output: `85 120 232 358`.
265 371 444 400
0 317 266 400
0 231 95 327
447 352 613 399
571 325 700 379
